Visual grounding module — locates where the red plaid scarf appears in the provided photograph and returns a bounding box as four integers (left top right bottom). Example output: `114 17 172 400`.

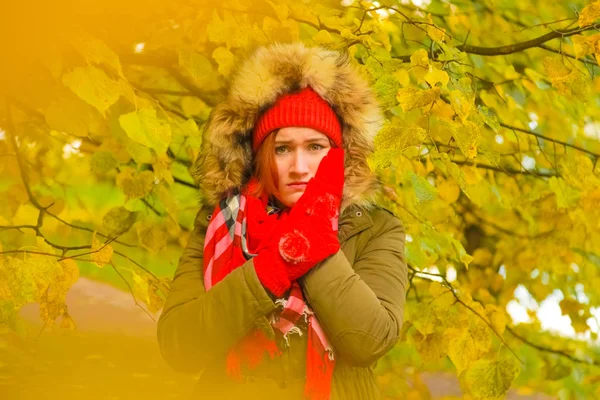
203 181 335 400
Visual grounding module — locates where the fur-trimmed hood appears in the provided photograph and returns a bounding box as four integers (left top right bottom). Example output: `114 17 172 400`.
192 42 384 212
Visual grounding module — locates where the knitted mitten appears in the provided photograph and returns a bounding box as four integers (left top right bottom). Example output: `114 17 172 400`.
253 148 345 294
276 148 345 281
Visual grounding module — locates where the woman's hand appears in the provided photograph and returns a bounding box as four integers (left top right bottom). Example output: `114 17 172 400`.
253 148 345 296
277 147 345 281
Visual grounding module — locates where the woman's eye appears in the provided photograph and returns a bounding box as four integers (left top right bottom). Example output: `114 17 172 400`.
275 146 288 154
309 143 324 151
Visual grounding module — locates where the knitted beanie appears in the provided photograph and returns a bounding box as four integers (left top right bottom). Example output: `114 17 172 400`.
252 86 342 152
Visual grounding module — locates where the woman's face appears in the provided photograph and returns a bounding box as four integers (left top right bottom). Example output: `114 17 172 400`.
273 127 332 208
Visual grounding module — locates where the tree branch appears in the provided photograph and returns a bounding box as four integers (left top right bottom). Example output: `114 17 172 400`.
506 325 599 366
500 122 600 159
392 23 600 61
110 262 156 322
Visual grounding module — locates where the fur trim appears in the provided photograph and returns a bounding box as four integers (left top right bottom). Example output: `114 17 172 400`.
192 43 384 212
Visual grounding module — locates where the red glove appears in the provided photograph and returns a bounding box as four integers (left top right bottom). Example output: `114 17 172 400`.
245 180 291 298
253 148 345 296
278 147 345 281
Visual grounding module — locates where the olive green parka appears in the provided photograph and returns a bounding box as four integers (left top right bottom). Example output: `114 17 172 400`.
157 43 408 400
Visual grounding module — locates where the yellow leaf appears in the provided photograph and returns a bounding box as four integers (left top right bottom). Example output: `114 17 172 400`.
62 66 121 115
450 90 473 122
91 232 113 267
290 4 320 26
119 108 172 155
450 120 481 159
462 165 483 185
372 124 426 169
102 207 138 237
485 304 507 336
45 87 103 138
152 155 174 185
430 100 455 121
262 17 300 42
425 65 449 88
465 357 521 400
410 49 429 82
426 14 446 43
572 35 592 59
408 303 438 336
40 294 67 326
589 34 600 64
411 330 446 362
444 306 491 373
136 221 167 254
396 87 440 112
69 28 123 76
132 272 150 304
559 298 583 315
543 57 570 79
578 1 600 27
394 68 411 87
178 48 215 85
116 167 156 200
212 47 235 77
548 176 581 209
542 57 584 97
155 184 178 218
438 179 460 203
267 1 291 21
57 259 80 293
148 279 165 314
312 30 334 45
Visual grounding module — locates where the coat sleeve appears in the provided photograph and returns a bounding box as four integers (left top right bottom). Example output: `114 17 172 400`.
157 207 277 374
299 208 408 368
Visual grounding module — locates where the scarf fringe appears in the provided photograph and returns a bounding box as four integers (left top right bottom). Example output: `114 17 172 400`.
226 329 282 378
305 324 335 400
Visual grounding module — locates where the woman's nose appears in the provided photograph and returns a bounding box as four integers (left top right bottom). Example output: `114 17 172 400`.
290 151 309 174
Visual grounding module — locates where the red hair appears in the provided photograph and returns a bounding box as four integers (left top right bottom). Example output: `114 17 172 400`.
251 130 280 199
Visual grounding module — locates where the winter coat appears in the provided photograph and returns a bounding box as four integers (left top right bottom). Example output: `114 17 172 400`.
157 43 408 399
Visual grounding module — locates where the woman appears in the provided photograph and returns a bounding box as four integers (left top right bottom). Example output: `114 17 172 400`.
157 43 408 400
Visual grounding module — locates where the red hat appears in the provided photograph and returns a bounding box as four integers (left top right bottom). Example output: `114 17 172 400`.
252 86 342 152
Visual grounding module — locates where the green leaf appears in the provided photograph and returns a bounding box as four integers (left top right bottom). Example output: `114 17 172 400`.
178 49 214 84
69 29 122 76
548 176 581 209
102 207 138 236
45 88 103 137
116 168 156 200
119 108 172 155
62 66 121 115
212 47 235 76
396 87 440 112
408 171 438 203
90 151 119 175
465 357 521 400
136 221 167 254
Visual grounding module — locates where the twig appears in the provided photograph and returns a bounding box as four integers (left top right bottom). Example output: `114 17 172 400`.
407 264 524 365
506 325 599 366
110 262 156 322
392 23 600 62
500 122 600 159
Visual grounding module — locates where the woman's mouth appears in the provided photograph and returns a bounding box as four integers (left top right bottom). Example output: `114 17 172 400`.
288 182 308 190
